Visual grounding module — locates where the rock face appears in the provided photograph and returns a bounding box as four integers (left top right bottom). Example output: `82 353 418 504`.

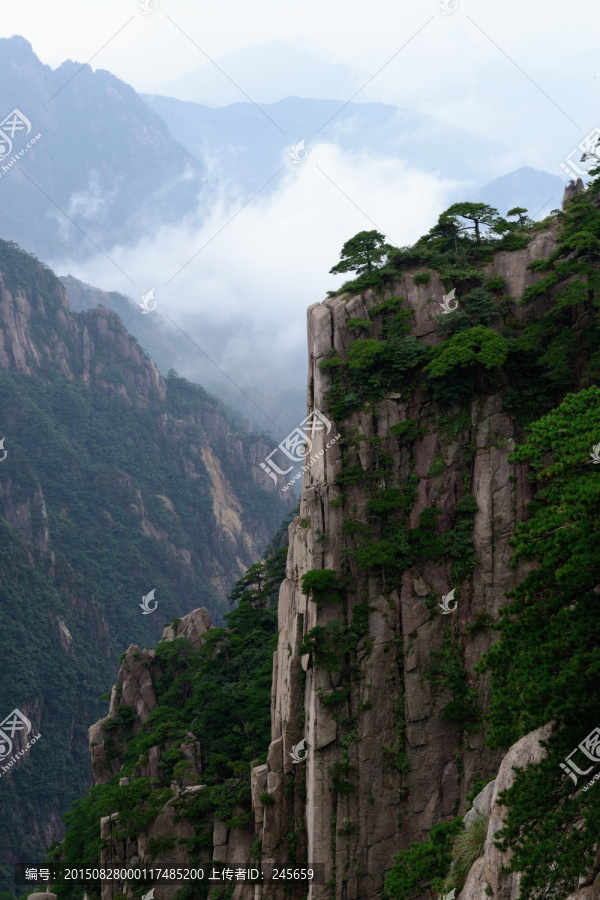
161 607 213 644
459 724 600 900
459 724 552 900
0 261 291 600
252 231 559 898
89 607 256 900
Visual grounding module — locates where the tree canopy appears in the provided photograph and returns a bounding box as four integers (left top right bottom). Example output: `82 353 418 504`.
329 229 392 276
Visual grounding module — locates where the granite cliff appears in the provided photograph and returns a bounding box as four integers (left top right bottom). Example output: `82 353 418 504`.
253 228 557 897
48 184 600 900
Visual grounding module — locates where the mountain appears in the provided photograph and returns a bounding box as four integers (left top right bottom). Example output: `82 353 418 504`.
469 166 566 219
0 238 291 885
142 94 509 189
0 36 208 262
46 181 600 900
143 94 562 219
59 274 307 439
150 40 362 106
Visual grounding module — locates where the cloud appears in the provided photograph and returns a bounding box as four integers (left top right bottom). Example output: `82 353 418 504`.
51 141 462 388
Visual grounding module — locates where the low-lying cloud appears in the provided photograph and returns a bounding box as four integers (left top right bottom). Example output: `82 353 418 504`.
52 141 463 397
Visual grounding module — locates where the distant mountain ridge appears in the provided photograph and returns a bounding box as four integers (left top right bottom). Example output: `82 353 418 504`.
150 39 362 105
143 94 508 189
143 94 566 218
0 35 208 261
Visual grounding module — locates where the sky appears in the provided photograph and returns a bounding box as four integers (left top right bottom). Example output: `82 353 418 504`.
2 0 600 426
2 0 598 167
2 0 599 94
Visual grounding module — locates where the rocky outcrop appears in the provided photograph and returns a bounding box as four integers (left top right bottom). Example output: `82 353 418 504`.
89 608 213 785
70 230 568 900
87 607 258 900
161 607 212 645
252 231 559 898
563 178 585 208
460 724 552 900
459 724 600 900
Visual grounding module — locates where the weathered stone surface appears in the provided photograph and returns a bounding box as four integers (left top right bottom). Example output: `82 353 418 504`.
161 607 211 646
563 177 585 208
463 777 495 827
255 237 557 897
252 764 268 827
413 577 428 597
119 646 157 723
459 724 553 900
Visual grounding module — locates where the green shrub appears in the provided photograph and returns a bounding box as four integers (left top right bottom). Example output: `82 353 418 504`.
427 456 446 478
385 817 463 899
335 465 366 486
425 326 510 378
328 757 356 794
367 487 405 515
346 318 373 331
425 631 480 730
486 274 506 292
318 352 344 371
390 419 419 443
347 338 387 370
147 835 177 859
413 272 431 285
301 569 345 604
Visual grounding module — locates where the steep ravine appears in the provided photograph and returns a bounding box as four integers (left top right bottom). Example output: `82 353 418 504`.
0 238 291 885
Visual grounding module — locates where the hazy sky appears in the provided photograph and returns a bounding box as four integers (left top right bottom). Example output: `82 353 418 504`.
3 0 599 93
